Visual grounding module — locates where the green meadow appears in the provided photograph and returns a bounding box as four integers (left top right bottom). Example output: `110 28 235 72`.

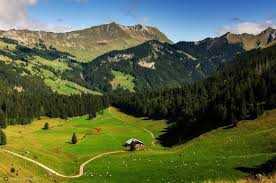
0 108 275 183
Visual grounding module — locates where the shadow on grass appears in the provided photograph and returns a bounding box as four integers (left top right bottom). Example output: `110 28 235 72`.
235 157 276 175
222 124 236 129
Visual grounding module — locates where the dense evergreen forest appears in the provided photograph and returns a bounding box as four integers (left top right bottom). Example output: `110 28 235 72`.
0 62 109 128
112 45 276 146
0 92 108 128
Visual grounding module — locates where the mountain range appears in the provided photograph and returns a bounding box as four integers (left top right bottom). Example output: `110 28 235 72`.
0 22 171 62
0 23 275 94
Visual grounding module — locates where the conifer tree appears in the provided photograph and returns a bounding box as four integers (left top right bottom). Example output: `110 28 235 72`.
0 129 7 145
71 132 78 144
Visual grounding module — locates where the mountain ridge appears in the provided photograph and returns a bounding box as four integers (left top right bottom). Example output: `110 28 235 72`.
0 25 275 94
175 27 276 51
0 22 172 62
82 28 276 92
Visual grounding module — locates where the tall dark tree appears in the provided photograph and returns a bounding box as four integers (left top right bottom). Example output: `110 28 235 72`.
71 133 78 144
0 129 7 145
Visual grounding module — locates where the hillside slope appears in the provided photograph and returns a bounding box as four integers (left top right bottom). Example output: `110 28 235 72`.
175 27 276 56
226 27 276 50
0 37 100 95
83 40 207 92
0 23 171 62
79 109 275 183
1 27 275 94
82 34 246 92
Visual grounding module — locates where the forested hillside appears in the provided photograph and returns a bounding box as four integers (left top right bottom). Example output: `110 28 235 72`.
112 44 276 146
83 37 245 92
0 60 108 128
0 37 100 95
1 28 275 94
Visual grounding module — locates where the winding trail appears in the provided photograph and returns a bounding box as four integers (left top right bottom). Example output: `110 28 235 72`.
143 128 155 139
2 149 125 178
143 128 156 145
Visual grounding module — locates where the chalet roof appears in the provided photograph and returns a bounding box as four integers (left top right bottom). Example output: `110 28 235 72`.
125 138 144 145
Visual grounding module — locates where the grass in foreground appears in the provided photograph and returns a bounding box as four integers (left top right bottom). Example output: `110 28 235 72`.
70 109 276 183
2 108 164 176
0 108 275 183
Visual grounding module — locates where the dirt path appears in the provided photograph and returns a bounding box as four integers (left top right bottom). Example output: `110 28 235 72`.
143 128 155 139
2 149 125 178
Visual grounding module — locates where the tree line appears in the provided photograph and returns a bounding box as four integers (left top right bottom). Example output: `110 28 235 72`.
0 92 109 128
0 59 109 129
111 45 276 146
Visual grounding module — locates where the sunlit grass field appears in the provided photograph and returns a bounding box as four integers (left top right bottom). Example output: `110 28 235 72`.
71 109 276 183
0 108 275 183
2 108 164 175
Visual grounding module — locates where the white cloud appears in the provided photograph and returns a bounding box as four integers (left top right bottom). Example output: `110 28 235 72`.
0 0 38 30
218 20 276 35
0 0 81 32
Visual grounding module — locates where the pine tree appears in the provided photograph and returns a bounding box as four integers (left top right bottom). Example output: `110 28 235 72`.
71 132 78 144
240 99 247 119
0 129 7 145
0 113 7 129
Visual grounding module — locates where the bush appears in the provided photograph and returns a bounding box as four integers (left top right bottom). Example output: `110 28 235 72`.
10 167 15 173
43 122 49 130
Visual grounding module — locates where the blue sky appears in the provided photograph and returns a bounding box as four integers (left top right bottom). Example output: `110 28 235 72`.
0 0 275 42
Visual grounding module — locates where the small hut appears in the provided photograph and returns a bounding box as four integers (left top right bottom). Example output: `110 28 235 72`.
124 138 144 151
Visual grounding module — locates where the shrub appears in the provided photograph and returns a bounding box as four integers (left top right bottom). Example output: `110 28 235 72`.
43 122 49 130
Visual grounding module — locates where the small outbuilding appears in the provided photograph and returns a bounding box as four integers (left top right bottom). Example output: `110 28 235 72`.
124 138 144 151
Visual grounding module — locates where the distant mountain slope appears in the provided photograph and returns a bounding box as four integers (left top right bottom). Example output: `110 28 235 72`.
82 30 252 92
1 26 275 94
175 27 276 59
174 33 244 66
83 38 241 92
226 27 276 50
0 22 172 62
82 28 276 92
0 37 100 95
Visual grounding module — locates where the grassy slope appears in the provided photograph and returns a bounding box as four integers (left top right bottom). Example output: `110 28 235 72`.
0 108 275 183
0 151 65 183
0 39 100 95
71 109 276 183
2 108 165 176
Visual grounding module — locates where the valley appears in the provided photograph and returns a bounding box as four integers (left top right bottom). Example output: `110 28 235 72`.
0 12 275 183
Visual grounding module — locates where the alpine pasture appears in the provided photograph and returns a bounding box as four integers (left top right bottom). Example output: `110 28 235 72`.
0 108 275 183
